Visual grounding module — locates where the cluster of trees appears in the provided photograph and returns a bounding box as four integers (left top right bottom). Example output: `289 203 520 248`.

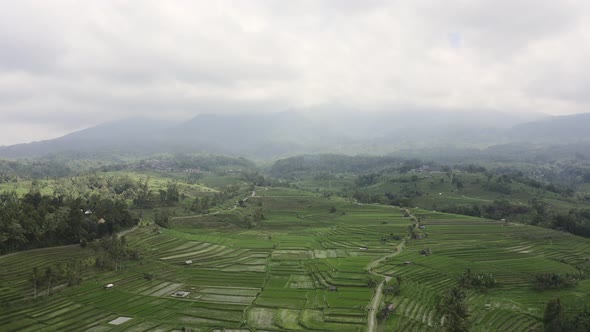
547 209 590 238
241 171 269 186
21 174 184 208
189 185 243 213
382 283 401 296
458 269 496 292
132 179 183 208
49 175 146 202
352 177 423 207
0 158 74 180
351 190 415 207
439 287 470 332
170 154 256 171
30 259 92 299
312 172 337 181
482 181 512 195
440 199 529 221
351 191 388 205
158 182 180 205
0 191 137 254
242 208 265 229
533 272 582 291
28 235 140 299
153 209 171 228
492 170 575 196
398 159 435 173
189 196 212 214
529 159 590 189
100 154 256 174
388 175 421 184
419 248 432 256
355 173 379 187
454 164 487 173
451 164 578 197
270 154 404 178
379 233 401 243
544 298 590 331
91 235 140 271
440 199 590 238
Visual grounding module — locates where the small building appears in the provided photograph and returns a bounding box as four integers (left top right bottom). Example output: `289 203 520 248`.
84 210 93 215
403 261 412 265
98 218 106 224
185 260 193 265
328 285 338 292
359 246 368 251
419 225 426 229
105 283 114 289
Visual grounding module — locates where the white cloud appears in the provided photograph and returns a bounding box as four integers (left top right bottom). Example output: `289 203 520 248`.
0 0 589 144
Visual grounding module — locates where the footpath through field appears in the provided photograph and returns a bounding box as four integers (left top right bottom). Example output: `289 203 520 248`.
366 240 405 332
366 208 417 332
173 190 257 219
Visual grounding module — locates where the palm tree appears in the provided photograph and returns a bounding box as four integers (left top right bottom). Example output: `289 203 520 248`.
30 267 40 299
45 266 53 296
439 287 470 331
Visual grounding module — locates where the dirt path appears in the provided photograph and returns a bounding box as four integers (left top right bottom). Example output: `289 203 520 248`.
117 225 139 238
366 208 419 332
366 240 405 332
173 191 257 219
228 190 256 211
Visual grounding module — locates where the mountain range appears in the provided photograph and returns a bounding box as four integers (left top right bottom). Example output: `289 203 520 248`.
0 111 588 159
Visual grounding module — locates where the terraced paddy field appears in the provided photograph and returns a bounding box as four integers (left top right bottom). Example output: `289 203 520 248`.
0 187 589 331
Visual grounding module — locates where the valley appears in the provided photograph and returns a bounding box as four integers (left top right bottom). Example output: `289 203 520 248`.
1 161 589 331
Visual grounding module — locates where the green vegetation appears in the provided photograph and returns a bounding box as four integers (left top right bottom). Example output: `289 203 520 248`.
543 298 590 331
439 287 470 332
533 272 582 291
458 269 497 292
0 191 136 253
0 153 589 331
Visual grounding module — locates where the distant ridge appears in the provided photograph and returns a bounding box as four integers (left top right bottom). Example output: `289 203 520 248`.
0 111 587 159
0 117 172 158
510 113 590 142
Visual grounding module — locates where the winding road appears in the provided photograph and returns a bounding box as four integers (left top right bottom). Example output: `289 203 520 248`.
366 240 406 332
366 208 418 332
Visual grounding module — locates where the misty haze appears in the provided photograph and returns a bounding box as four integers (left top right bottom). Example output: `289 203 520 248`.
1 1 589 332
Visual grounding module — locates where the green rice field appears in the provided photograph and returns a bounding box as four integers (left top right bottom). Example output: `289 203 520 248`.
1 187 589 331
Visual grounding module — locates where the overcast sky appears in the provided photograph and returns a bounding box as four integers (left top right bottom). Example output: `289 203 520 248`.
1 0 589 145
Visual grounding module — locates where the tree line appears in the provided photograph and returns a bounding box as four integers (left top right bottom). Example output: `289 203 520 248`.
0 190 137 254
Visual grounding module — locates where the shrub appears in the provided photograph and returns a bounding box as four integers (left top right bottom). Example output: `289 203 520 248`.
420 248 432 256
459 269 496 291
533 272 581 291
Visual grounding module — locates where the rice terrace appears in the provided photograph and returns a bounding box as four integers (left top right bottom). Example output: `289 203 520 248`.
1 160 589 332
4 1 590 331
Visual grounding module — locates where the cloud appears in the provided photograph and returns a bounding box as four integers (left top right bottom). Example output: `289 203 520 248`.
0 0 589 144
